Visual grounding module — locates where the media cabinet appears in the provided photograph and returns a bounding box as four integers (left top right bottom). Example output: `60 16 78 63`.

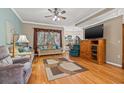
80 39 106 64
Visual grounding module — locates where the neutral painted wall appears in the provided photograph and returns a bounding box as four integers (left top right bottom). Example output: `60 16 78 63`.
0 8 22 45
22 23 64 47
77 8 124 66
81 16 123 66
104 16 122 66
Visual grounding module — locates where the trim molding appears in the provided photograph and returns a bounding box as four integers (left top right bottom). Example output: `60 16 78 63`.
106 61 122 67
11 8 63 27
11 8 23 22
81 15 122 29
75 8 106 26
23 21 63 28
78 8 124 28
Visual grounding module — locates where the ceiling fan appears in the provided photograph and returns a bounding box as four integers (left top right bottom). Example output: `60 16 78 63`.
45 8 66 21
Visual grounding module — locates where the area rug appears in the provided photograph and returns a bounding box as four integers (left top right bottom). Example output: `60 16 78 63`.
43 57 88 81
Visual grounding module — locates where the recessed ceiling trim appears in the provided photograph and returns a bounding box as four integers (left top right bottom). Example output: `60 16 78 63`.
12 8 104 27
23 21 64 27
11 8 64 27
80 14 122 29
11 8 24 22
75 8 106 26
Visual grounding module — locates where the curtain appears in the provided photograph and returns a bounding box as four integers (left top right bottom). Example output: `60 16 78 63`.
33 28 62 53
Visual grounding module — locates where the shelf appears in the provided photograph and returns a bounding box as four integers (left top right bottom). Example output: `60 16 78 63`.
91 50 97 52
91 44 98 46
92 53 97 56
80 39 106 65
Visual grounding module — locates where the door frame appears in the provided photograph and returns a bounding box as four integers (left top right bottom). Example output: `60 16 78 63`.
122 24 124 68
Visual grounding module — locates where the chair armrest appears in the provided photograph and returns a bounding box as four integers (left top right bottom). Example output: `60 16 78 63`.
12 57 30 64
30 54 34 63
0 64 24 84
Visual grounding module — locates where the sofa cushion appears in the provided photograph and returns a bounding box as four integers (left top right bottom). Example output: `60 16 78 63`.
0 55 13 65
38 49 63 55
0 46 10 59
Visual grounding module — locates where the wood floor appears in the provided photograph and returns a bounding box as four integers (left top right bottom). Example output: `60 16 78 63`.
28 54 124 84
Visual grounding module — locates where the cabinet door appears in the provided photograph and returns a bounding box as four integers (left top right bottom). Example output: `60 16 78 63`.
80 41 88 52
80 40 91 59
86 41 91 59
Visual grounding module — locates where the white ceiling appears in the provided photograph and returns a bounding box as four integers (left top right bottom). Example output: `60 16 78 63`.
14 8 102 26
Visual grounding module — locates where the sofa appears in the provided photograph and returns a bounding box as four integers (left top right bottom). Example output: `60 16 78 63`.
38 48 63 56
0 46 33 84
37 45 63 55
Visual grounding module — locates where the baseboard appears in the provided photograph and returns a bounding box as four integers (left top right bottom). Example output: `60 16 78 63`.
106 61 122 67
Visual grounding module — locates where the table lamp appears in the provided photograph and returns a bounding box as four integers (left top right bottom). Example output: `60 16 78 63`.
17 35 29 46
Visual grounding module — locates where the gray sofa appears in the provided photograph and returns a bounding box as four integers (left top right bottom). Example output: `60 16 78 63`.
0 46 33 84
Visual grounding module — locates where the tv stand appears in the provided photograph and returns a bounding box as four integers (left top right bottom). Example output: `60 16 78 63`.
80 39 106 64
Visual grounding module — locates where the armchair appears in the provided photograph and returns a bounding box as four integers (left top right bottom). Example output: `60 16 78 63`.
69 45 80 57
0 46 33 84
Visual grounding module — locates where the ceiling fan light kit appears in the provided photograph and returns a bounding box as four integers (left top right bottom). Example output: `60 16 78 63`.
45 8 66 21
52 16 60 21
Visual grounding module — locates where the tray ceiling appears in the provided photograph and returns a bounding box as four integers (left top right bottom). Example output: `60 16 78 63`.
14 8 102 26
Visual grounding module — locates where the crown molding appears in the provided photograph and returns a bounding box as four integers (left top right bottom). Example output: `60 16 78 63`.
11 8 24 22
23 21 64 28
11 8 67 27
11 8 64 27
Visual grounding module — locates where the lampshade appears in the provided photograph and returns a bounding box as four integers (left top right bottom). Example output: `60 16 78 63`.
17 35 29 43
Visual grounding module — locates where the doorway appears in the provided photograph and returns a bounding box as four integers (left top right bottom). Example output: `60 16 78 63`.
122 24 124 68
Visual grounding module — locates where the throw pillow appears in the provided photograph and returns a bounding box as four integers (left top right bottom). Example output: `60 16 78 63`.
39 46 44 50
18 47 24 52
52 45 56 49
44 46 48 50
0 55 13 65
23 47 30 52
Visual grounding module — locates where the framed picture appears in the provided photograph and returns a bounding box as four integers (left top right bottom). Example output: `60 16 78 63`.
6 21 15 45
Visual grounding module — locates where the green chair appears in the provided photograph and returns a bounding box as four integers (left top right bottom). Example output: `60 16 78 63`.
69 45 80 57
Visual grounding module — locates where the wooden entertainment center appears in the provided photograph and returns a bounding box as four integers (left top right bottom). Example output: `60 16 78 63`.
80 39 106 64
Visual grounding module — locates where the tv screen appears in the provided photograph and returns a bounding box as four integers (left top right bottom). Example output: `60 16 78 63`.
85 24 103 39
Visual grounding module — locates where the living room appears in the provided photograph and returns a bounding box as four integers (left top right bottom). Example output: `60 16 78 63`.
0 8 124 84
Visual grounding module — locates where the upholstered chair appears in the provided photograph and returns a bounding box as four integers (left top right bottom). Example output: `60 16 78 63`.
0 46 33 84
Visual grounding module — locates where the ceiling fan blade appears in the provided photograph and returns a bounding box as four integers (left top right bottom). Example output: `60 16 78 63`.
48 9 52 13
61 10 66 14
54 8 58 11
45 15 53 17
58 16 66 19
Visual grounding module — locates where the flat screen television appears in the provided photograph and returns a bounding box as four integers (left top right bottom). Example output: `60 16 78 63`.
85 24 103 39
